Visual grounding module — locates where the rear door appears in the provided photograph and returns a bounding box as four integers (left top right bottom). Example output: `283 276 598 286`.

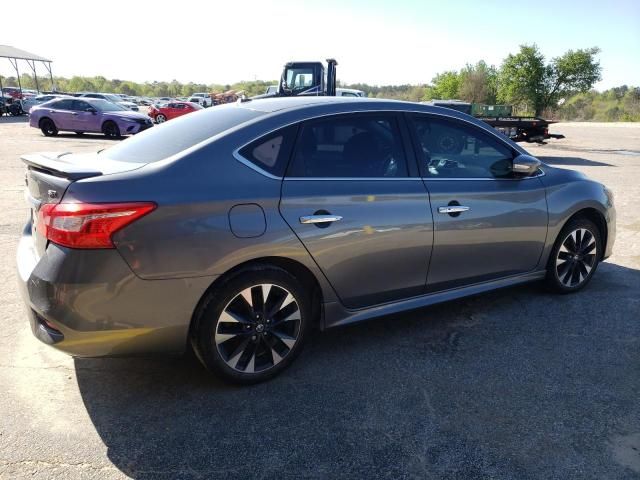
279 113 433 309
408 114 548 290
45 99 75 130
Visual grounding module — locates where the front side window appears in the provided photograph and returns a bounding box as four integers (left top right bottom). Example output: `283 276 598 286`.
287 114 408 178
72 100 92 111
410 115 514 179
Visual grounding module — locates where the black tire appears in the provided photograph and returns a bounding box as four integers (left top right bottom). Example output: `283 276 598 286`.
102 121 121 138
191 265 313 384
545 216 602 293
155 114 166 123
39 118 58 136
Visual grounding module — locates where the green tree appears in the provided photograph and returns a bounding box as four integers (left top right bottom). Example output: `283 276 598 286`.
430 71 461 99
499 44 601 116
458 61 498 103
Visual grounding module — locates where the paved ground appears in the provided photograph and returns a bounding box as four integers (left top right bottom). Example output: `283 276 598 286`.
0 118 638 479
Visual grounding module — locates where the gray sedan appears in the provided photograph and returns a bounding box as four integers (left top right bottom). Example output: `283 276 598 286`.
17 97 615 383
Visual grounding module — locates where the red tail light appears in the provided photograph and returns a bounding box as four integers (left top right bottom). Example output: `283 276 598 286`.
37 202 156 249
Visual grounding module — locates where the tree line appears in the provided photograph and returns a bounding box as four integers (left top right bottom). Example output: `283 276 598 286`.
2 44 638 121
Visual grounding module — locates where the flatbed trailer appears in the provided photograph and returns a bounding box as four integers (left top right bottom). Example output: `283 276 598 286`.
424 100 564 144
481 116 565 143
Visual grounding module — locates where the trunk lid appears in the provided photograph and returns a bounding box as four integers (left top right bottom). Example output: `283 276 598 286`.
22 151 145 256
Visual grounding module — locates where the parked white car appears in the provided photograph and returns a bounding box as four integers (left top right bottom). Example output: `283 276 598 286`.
191 92 212 107
336 88 365 97
79 93 140 111
20 94 69 114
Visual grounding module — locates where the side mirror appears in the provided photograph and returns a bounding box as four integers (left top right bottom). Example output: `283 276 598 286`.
512 154 541 176
86 107 97 114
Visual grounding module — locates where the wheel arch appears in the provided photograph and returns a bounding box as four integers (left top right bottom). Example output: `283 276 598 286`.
188 256 324 346
101 119 117 130
38 116 54 127
560 207 608 259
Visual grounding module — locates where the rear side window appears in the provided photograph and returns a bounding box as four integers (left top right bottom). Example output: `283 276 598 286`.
51 99 74 110
102 105 264 164
287 113 408 178
238 125 298 177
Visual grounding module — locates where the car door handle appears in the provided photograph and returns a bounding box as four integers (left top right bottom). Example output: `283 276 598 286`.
71 112 78 116
299 214 343 224
438 206 470 214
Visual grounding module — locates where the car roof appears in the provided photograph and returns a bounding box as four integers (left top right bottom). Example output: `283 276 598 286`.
236 96 456 116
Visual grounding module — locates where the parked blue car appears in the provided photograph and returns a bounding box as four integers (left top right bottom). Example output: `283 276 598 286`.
29 98 153 138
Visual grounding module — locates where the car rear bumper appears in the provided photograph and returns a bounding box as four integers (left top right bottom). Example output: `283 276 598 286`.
17 226 215 357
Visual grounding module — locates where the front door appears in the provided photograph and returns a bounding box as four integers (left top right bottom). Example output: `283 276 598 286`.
279 113 433 309
408 114 548 290
70 100 100 132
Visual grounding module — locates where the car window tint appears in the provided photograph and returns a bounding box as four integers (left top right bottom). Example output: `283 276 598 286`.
102 105 264 164
52 99 74 110
238 125 298 177
287 114 408 178
72 100 91 111
410 115 514 179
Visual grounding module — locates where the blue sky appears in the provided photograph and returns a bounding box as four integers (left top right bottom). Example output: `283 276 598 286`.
2 0 639 89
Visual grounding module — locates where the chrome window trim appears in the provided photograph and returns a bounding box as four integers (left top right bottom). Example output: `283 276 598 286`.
232 150 282 180
422 168 545 181
232 107 531 181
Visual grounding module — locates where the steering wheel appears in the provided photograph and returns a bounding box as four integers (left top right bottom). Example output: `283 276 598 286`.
380 153 399 177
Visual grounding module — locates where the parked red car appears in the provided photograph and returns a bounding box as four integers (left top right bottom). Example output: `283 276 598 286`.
2 87 24 99
148 101 202 123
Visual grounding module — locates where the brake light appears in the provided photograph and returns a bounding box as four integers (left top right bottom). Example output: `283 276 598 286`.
37 202 156 249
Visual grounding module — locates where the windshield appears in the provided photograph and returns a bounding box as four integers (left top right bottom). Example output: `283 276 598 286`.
91 99 127 111
103 94 123 103
101 105 264 163
284 68 316 93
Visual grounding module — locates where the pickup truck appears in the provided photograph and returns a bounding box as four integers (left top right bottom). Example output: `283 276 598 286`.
190 93 212 107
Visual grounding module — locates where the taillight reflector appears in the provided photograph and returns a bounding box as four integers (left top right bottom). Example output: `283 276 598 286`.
37 202 156 249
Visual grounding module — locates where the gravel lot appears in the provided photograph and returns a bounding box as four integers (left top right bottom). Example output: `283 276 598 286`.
0 117 638 479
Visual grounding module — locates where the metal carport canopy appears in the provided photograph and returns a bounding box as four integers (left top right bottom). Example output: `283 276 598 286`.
0 45 54 95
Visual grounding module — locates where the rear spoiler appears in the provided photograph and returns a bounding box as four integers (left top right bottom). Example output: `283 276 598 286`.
21 153 103 180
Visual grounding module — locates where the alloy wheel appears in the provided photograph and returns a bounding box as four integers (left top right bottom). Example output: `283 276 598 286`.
215 284 301 373
555 228 598 287
156 115 166 123
104 123 119 138
42 119 56 135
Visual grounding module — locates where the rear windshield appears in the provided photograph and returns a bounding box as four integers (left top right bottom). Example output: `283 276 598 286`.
101 105 264 163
